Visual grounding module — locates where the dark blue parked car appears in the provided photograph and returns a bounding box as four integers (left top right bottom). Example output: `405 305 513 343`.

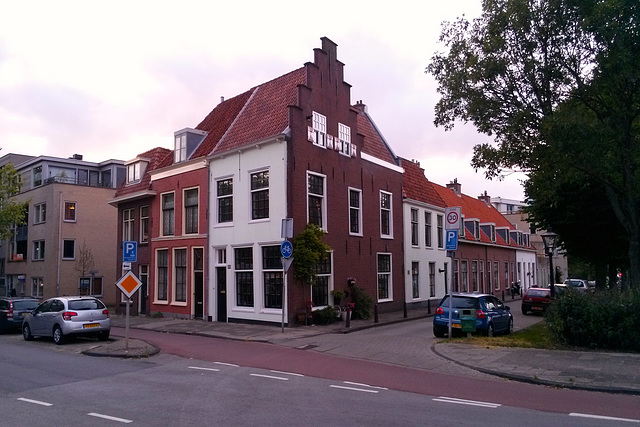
0 297 40 332
433 293 513 337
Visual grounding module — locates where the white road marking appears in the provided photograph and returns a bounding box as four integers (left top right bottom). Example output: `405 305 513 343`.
570 413 640 423
88 413 133 423
270 370 304 377
214 361 239 367
433 396 501 408
343 381 388 390
188 366 220 372
250 373 289 381
17 398 52 406
330 385 379 393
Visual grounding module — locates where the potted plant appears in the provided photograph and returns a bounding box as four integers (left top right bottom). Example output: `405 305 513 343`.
331 289 345 306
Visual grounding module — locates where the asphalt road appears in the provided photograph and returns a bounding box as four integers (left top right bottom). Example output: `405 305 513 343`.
0 336 632 426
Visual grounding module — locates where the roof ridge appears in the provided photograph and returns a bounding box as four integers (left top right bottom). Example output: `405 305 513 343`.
211 87 258 155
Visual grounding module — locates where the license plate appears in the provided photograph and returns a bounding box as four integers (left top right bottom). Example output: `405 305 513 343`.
532 306 543 311
22 312 28 316
451 323 462 329
83 323 99 329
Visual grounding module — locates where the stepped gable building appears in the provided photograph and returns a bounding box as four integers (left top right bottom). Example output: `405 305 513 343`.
111 38 405 324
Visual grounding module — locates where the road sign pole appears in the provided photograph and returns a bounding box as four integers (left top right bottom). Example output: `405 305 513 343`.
125 297 130 352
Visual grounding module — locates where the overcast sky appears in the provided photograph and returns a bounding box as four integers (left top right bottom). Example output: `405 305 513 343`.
0 0 526 201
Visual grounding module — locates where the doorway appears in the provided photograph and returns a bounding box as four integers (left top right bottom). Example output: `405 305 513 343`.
216 267 227 322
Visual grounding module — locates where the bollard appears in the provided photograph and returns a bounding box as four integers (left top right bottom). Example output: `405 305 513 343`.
345 307 351 328
427 299 431 314
403 301 408 318
502 290 505 301
374 304 378 323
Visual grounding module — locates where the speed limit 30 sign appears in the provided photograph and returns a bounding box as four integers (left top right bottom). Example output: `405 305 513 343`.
445 207 461 230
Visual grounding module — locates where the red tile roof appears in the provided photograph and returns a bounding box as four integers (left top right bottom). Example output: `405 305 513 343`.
358 112 397 164
114 147 172 198
430 181 518 246
400 158 447 208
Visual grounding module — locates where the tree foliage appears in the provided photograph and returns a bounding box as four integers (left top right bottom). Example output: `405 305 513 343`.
291 223 331 285
428 0 640 286
0 164 27 239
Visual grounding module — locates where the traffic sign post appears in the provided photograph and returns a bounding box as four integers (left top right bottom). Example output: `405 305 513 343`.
280 240 293 332
443 209 460 341
115 271 142 351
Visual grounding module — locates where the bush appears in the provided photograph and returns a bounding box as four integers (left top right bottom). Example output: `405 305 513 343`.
349 286 374 320
311 306 337 325
545 288 640 351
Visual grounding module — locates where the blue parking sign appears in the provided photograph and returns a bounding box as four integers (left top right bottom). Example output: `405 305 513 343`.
445 230 458 251
123 241 137 262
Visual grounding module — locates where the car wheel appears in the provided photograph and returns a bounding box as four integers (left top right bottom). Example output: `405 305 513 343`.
53 325 65 345
507 317 514 335
23 323 33 341
486 323 495 337
433 325 446 338
521 307 528 315
97 330 110 341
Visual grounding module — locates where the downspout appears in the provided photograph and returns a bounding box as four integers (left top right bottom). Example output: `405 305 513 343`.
56 190 62 296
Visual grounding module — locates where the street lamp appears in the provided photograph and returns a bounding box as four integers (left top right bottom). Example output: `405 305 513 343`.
541 231 558 298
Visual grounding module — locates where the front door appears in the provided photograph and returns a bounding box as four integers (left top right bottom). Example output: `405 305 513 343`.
194 249 204 319
217 267 227 322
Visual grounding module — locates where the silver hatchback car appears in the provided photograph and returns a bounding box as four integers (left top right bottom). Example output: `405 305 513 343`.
23 296 111 344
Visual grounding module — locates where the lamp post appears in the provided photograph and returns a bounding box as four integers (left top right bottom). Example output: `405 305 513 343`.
541 231 558 298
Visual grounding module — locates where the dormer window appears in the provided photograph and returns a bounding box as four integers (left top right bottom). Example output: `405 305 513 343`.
175 134 187 163
127 162 141 184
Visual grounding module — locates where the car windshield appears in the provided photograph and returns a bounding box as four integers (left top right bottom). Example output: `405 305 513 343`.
14 300 39 310
440 296 479 309
565 280 583 287
68 299 105 310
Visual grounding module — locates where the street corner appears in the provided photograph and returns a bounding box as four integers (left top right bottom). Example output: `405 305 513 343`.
82 337 160 359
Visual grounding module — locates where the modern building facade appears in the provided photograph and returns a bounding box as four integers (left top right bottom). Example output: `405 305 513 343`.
0 153 125 305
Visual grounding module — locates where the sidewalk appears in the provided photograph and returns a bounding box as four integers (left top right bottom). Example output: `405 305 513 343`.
86 304 640 395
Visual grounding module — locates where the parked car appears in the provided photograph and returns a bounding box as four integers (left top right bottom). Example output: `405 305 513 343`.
0 297 40 332
433 293 513 337
23 296 111 344
521 287 551 315
563 278 592 292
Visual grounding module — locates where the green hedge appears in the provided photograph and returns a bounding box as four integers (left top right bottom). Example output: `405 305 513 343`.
545 288 640 351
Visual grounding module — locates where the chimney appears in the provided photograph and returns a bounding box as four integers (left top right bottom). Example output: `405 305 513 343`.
354 100 368 113
220 96 225 103
70 154 83 161
447 178 461 195
478 190 491 205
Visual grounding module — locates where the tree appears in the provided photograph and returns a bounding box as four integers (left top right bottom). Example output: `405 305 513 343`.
427 0 640 287
74 240 96 294
291 223 331 286
0 164 28 239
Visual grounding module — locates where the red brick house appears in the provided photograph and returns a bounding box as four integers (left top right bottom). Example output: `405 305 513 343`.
110 147 172 315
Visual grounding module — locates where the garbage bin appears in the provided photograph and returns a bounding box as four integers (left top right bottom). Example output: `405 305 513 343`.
459 308 477 333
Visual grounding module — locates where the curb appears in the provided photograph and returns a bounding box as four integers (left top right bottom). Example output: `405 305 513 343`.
430 342 640 396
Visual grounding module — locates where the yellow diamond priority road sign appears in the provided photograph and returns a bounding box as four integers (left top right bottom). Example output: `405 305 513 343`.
116 271 142 299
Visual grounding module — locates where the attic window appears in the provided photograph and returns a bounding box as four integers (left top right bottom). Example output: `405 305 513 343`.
175 134 187 163
338 123 351 156
127 162 141 184
309 112 327 147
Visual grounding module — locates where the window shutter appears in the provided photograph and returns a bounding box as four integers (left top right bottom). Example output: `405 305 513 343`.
350 145 357 157
307 126 315 143
326 135 334 150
